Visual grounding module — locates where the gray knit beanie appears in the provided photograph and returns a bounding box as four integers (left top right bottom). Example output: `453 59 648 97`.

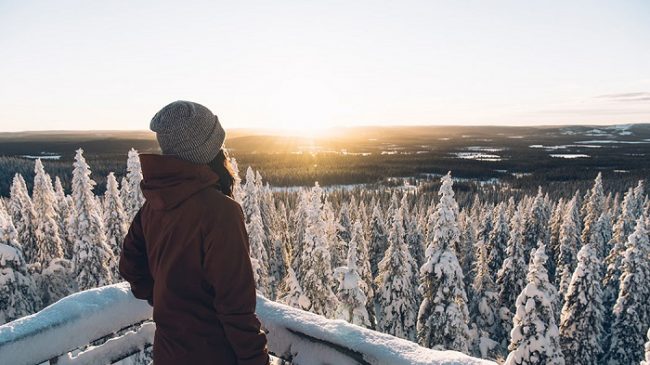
150 101 226 164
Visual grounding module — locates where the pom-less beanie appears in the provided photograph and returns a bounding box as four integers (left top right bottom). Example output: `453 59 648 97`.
150 101 226 164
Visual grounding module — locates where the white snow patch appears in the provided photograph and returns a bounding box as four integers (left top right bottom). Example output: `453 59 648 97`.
550 154 590 159
452 152 502 162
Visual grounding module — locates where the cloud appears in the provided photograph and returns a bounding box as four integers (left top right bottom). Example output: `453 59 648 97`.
596 92 650 102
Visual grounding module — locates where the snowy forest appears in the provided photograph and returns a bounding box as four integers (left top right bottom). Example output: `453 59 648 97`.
1 148 650 365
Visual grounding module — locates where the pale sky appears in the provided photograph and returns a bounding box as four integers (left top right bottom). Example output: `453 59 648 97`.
1 0 649 132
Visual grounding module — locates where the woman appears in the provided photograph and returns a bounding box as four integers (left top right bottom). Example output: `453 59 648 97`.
119 101 269 365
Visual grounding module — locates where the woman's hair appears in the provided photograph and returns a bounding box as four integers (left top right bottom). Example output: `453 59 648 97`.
208 149 236 197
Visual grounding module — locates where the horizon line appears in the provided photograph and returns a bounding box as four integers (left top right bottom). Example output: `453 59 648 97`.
1 121 649 134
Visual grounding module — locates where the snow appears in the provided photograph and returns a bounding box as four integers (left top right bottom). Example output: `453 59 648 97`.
0 282 495 365
575 140 649 144
257 294 495 365
451 152 502 162
0 282 152 365
21 155 62 160
550 154 590 159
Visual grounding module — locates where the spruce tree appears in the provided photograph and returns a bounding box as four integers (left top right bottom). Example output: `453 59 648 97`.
277 266 310 310
241 167 258 222
53 177 74 260
333 202 352 268
458 210 477 289
103 173 128 281
417 173 470 353
298 183 339 317
603 187 638 321
496 206 528 350
9 174 37 263
556 194 581 302
404 194 426 270
469 238 499 359
375 200 418 341
487 202 509 279
247 200 271 297
523 187 550 263
0 242 40 324
368 203 388 277
548 198 565 279
124 148 145 221
603 217 650 365
334 237 371 327
69 149 114 290
582 173 605 244
505 244 564 365
559 242 604 364
349 220 375 327
32 159 65 270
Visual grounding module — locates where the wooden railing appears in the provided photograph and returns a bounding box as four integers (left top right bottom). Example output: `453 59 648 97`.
0 283 495 365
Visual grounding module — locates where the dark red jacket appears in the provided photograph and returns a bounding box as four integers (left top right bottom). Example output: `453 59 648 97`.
119 154 269 365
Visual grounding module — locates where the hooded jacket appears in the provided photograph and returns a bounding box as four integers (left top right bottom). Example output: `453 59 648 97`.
119 154 269 365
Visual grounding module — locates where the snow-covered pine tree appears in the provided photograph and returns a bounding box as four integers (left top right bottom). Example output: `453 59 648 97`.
32 159 73 305
53 177 74 259
349 220 375 327
290 188 310 277
32 159 65 270
277 265 310 311
368 203 388 277
581 172 605 245
458 210 477 289
469 237 499 359
119 176 130 211
603 217 650 365
603 186 638 319
496 205 528 350
69 149 114 290
375 199 418 341
404 194 426 270
357 199 370 234
258 181 278 280
487 202 509 279
417 172 470 353
548 198 565 278
298 183 339 317
229 156 244 204
9 174 37 263
589 211 612 260
103 173 128 282
333 202 352 268
334 237 371 327
124 148 145 222
559 241 604 364
632 180 645 218
522 187 550 263
556 194 581 302
241 167 258 223
247 199 271 297
505 244 564 365
0 242 40 325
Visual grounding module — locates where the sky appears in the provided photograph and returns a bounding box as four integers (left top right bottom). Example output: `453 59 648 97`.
1 0 649 132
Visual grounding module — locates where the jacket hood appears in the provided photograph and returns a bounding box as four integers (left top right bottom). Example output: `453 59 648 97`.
139 154 220 210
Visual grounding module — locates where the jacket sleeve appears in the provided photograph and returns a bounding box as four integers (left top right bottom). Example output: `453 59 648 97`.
203 204 269 365
119 209 154 305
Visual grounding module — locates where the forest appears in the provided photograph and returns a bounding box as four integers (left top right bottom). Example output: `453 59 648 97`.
0 146 649 364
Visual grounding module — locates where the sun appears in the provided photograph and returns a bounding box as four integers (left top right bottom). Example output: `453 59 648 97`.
263 75 343 138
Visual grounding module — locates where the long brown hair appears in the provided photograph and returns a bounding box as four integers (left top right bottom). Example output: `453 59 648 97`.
208 149 236 197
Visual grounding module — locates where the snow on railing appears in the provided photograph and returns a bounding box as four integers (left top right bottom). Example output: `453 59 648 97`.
0 283 495 365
